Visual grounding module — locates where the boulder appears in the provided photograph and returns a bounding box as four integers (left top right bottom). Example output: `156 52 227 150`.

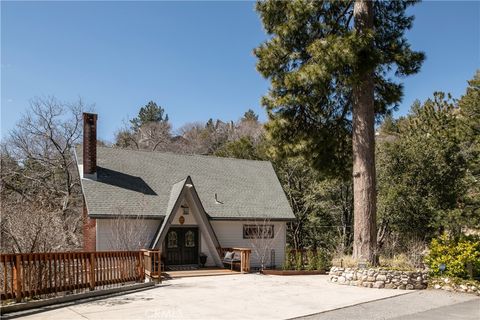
376 274 387 281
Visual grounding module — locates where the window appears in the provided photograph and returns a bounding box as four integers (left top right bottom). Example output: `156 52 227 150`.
167 231 178 248
243 225 274 239
185 230 195 247
182 205 189 215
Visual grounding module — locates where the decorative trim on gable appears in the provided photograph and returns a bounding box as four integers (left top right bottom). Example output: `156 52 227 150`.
149 176 222 267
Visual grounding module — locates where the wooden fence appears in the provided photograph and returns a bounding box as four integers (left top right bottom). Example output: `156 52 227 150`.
0 251 145 303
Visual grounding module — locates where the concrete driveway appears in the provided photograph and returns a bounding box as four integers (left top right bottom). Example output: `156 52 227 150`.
8 274 479 320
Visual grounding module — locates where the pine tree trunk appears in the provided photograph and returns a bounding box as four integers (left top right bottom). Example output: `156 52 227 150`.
352 0 377 265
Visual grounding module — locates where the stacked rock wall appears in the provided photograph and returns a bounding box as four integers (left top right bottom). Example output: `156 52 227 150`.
329 266 428 289
430 277 479 295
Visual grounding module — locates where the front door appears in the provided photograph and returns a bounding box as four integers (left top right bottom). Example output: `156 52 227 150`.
165 227 199 265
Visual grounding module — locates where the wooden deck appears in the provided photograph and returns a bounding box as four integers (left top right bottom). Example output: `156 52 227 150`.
162 268 239 279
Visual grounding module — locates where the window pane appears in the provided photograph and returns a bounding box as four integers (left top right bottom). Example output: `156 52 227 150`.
185 230 195 247
243 225 274 239
167 231 178 248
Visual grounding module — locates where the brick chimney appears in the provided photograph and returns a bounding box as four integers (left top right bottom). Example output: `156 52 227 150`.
82 112 97 251
83 113 97 179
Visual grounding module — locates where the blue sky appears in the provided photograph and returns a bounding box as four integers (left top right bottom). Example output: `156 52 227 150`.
1 1 479 142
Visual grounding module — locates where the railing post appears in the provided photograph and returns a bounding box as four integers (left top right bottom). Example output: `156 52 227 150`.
157 251 162 284
89 252 95 291
13 254 22 303
138 251 144 282
240 250 244 273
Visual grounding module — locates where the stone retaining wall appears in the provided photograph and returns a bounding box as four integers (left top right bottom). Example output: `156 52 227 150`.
430 277 479 295
329 266 428 290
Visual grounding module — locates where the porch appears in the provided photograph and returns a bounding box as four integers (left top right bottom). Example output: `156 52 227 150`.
153 247 252 279
163 267 239 279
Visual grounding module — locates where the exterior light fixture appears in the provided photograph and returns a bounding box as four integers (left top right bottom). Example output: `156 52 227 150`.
439 263 446 275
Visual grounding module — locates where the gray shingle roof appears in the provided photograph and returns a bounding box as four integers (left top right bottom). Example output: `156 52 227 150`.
75 146 294 220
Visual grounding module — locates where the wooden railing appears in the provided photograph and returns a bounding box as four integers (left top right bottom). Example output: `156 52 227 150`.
141 250 161 282
218 247 251 273
0 251 145 303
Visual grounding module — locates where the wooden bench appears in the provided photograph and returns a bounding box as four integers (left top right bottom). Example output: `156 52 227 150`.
219 247 251 273
222 257 241 271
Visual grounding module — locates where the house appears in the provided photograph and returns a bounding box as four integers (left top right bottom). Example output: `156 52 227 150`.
75 113 295 268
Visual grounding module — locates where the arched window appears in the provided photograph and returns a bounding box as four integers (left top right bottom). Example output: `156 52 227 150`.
167 231 178 248
185 230 195 247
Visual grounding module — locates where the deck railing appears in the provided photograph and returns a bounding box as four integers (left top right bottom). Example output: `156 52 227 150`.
218 247 251 273
0 251 145 303
141 250 161 281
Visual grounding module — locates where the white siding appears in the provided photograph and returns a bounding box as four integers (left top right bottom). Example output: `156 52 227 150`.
211 220 287 268
170 204 197 226
96 219 161 251
95 211 288 269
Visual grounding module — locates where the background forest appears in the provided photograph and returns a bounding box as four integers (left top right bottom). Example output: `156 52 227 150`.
1 71 478 270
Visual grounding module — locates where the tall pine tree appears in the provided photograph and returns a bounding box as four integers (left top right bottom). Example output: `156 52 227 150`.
130 101 169 131
255 0 424 263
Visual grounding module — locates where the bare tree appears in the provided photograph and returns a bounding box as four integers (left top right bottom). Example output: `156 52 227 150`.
229 118 264 144
107 214 151 251
106 200 152 251
114 121 172 152
175 122 210 154
1 200 67 253
1 96 90 252
137 121 172 151
114 127 139 150
245 218 283 271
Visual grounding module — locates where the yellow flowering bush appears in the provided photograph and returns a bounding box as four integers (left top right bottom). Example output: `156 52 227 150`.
425 233 480 279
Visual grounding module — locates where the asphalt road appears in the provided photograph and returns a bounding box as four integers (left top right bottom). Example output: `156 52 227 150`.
296 290 480 320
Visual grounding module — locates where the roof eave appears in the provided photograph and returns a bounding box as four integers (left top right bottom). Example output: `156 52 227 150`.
87 213 165 219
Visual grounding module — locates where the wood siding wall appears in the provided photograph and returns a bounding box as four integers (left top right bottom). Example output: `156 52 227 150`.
96 219 161 251
95 218 287 268
211 221 287 268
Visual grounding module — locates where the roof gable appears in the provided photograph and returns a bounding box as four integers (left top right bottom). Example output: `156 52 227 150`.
150 177 222 266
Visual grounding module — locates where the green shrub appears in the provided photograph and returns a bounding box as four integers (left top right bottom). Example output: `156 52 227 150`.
283 251 293 270
317 250 331 270
306 250 316 271
295 251 303 270
425 233 480 279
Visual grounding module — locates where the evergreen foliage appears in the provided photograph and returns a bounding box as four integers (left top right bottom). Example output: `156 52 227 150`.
377 88 478 245
242 109 259 122
254 0 424 176
130 101 169 131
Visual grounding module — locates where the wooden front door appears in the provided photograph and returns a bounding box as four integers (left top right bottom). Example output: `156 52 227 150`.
165 227 199 265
